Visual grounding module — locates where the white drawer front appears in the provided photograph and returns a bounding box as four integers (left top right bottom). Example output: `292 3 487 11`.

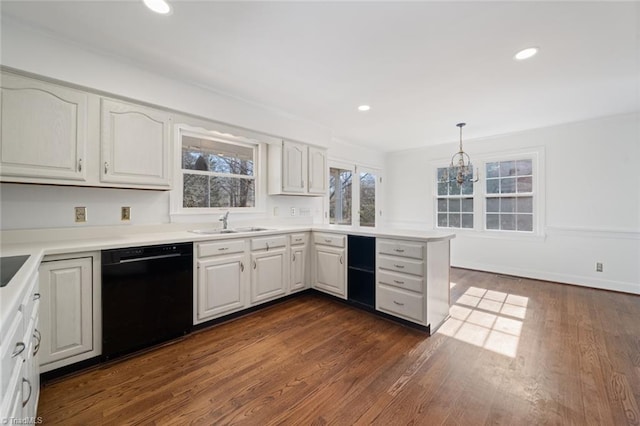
377 269 424 294
313 233 345 248
251 235 287 251
289 233 308 246
1 312 24 401
378 239 423 259
378 255 424 277
198 239 246 257
377 284 424 324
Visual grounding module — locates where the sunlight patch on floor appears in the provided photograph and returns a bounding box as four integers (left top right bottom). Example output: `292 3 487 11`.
437 286 528 358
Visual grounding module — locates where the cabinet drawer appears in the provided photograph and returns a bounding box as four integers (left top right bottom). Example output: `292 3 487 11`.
1 311 24 401
198 240 246 257
289 233 308 246
20 271 40 326
313 233 345 248
377 284 424 324
378 239 423 259
377 269 423 293
378 255 424 277
251 235 287 251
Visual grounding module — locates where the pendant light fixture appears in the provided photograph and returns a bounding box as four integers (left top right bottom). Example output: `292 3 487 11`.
440 122 479 185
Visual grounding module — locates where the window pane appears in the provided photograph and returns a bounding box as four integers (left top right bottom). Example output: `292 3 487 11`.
183 174 209 207
437 214 448 227
486 214 499 229
461 214 473 229
461 180 473 195
359 172 376 227
500 161 516 177
182 136 254 176
500 177 516 193
461 198 473 212
437 199 447 212
329 167 352 225
486 162 500 178
437 182 448 196
500 214 516 230
209 177 255 207
486 198 499 212
517 197 533 213
516 159 532 176
501 197 516 213
517 176 532 193
486 179 500 194
449 213 461 228
448 180 461 195
437 168 447 181
517 214 533 232
449 199 461 212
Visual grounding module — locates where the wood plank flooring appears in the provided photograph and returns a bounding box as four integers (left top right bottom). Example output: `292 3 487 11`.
38 268 640 425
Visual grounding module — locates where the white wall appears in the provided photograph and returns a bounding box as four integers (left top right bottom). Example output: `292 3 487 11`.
0 19 383 230
385 113 640 294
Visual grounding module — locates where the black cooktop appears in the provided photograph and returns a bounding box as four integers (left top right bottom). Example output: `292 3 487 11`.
0 255 30 288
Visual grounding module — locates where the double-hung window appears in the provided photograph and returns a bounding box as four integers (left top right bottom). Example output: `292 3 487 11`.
181 132 257 209
485 159 533 232
436 168 474 229
328 162 381 227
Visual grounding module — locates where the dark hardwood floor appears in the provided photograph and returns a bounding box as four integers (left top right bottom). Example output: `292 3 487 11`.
38 268 640 425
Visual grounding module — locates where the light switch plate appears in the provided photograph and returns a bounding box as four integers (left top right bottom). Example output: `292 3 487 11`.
74 207 87 223
121 206 131 221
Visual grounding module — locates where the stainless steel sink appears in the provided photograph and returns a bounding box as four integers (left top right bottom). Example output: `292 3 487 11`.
189 227 270 235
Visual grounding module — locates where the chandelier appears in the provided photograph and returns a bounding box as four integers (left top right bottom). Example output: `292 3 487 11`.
440 122 479 185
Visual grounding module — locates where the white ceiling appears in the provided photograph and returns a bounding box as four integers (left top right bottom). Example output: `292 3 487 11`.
1 1 638 151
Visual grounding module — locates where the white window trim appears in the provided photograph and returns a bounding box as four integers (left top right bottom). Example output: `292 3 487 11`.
432 146 546 240
170 123 267 216
326 159 383 229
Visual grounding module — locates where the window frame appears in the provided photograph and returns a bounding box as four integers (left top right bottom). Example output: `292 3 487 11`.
171 124 267 216
433 147 545 239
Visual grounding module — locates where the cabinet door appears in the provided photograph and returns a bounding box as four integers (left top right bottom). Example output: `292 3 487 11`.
307 146 327 194
0 73 87 181
251 248 287 304
100 98 171 187
39 258 93 366
282 140 307 193
290 244 307 292
197 254 247 321
314 245 346 298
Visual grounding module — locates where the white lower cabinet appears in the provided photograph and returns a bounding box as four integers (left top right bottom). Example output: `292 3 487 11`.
38 254 101 373
289 233 309 292
250 236 288 304
312 233 347 299
197 253 248 321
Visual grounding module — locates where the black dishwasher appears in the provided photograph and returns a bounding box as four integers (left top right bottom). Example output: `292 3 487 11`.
102 243 193 360
347 235 376 309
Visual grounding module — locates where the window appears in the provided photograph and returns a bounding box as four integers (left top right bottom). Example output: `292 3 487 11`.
359 171 377 227
436 168 474 229
181 134 257 209
485 159 533 232
329 166 353 225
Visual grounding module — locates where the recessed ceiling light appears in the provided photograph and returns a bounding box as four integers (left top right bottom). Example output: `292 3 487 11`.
143 0 172 15
358 105 371 112
514 47 539 61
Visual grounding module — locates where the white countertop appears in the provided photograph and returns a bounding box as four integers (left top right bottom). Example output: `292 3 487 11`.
0 223 454 328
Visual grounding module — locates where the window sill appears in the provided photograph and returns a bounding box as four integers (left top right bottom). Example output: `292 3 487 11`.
437 227 547 242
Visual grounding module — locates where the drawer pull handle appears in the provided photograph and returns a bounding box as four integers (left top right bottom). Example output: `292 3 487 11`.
393 280 404 285
292 254 296 262
12 342 25 358
266 243 270 251
393 300 405 306
394 264 405 269
295 238 302 242
218 247 229 251
324 239 332 243
240 262 244 272
253 261 257 269
33 293 41 301
339 255 343 265
78 158 82 172
22 378 32 407
33 329 42 356
394 249 405 253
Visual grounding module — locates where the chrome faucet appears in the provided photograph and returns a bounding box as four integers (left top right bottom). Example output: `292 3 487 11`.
219 210 230 230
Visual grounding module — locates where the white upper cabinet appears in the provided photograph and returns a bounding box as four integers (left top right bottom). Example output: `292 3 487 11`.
307 145 327 194
100 98 171 188
268 140 327 196
0 72 87 182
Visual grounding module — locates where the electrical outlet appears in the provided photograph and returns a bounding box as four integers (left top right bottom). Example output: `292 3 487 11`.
121 206 131 221
290 207 296 216
596 262 603 272
74 206 87 223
